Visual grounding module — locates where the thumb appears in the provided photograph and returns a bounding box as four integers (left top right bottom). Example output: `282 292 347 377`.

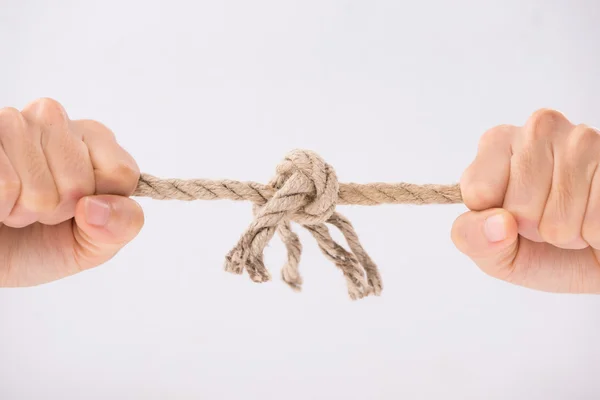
451 208 519 279
72 195 144 269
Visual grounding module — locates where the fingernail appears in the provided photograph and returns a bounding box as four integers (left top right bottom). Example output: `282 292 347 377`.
484 214 506 242
85 198 111 227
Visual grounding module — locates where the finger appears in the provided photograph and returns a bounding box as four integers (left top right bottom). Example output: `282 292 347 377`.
581 130 600 249
72 195 144 270
582 175 600 249
71 120 140 196
21 99 95 225
502 109 571 242
0 109 22 221
460 125 514 211
0 106 59 228
539 124 600 249
451 208 519 280
453 206 600 294
0 147 20 221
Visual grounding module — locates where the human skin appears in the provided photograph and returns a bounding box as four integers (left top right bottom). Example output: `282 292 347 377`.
0 100 598 294
452 108 600 294
0 98 144 287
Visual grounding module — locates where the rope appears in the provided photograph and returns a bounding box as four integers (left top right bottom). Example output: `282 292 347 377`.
134 176 462 205
133 149 463 300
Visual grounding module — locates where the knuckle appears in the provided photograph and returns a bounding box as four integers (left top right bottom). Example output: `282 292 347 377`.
0 107 25 133
478 125 514 149
25 98 68 126
59 182 94 204
22 188 60 212
526 108 569 140
529 108 568 126
539 222 571 246
116 158 140 177
566 124 600 155
78 119 116 140
0 177 21 201
111 161 141 193
57 164 96 202
459 176 500 211
539 199 575 246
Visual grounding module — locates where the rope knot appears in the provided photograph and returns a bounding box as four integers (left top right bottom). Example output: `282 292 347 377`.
271 149 339 225
224 149 382 300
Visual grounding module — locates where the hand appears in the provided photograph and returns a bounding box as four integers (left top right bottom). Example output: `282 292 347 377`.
0 98 144 287
452 108 600 294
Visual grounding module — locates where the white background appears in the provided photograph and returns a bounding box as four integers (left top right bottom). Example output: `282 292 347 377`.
1 1 600 399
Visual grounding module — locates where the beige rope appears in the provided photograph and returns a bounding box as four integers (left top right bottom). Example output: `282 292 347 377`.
133 149 463 300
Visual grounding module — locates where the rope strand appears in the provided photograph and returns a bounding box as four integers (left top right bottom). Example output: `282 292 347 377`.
132 150 463 300
134 174 463 205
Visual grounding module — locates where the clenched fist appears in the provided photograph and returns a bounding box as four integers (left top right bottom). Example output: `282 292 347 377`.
452 109 600 294
0 98 143 287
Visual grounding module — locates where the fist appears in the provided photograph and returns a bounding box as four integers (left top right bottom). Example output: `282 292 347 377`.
0 98 144 287
452 109 600 293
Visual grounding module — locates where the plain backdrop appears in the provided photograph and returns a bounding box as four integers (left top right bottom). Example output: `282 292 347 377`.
1 1 600 399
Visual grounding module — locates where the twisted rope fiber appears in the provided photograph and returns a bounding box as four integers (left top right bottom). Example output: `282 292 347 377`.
133 150 463 300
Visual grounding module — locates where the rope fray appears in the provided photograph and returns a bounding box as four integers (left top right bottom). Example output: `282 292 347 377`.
134 149 463 300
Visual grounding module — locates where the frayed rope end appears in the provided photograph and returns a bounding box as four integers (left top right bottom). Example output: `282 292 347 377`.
223 149 383 300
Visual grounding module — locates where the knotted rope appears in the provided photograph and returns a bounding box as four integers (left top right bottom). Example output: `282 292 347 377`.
133 149 462 300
